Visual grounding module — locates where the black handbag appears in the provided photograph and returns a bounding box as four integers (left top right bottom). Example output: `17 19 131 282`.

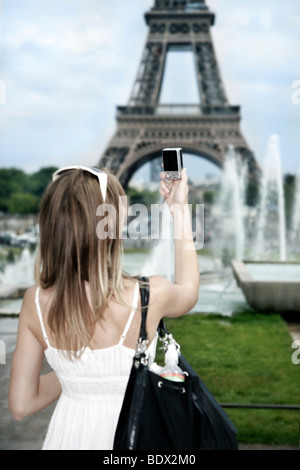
113 276 238 451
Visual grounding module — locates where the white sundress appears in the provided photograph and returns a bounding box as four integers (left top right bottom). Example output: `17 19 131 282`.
34 282 158 450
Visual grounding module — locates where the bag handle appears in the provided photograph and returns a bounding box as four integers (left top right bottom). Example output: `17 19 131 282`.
138 276 149 341
136 276 181 363
138 275 172 341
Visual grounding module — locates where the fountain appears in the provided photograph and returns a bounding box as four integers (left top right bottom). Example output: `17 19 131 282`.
289 166 300 254
144 136 300 316
254 134 287 261
0 247 37 314
212 145 248 262
231 135 300 314
141 200 174 281
231 259 300 313
0 247 36 287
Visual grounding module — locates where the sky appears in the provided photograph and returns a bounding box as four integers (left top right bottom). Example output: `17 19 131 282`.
0 0 299 182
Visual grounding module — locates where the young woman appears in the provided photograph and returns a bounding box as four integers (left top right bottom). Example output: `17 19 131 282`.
9 165 200 450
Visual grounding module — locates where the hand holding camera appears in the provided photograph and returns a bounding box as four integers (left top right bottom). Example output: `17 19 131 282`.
159 148 188 209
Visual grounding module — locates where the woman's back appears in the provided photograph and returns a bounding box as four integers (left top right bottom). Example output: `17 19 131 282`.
34 278 159 351
35 280 158 450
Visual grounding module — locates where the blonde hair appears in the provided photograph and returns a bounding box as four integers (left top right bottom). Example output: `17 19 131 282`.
36 168 136 357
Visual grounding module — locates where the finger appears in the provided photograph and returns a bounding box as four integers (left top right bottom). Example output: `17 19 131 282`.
179 168 188 183
160 180 170 191
160 183 171 196
160 171 166 180
159 187 169 198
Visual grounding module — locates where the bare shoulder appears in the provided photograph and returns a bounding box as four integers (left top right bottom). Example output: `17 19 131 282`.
148 275 172 293
148 274 198 319
148 275 172 311
23 283 38 302
20 284 38 315
19 283 40 329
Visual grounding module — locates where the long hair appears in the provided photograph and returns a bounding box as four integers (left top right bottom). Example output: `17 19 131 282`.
36 168 135 357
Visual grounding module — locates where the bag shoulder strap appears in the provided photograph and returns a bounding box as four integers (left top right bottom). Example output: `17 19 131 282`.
138 275 149 341
138 275 169 341
158 318 169 338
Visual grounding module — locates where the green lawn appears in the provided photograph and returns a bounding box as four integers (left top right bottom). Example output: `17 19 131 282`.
161 311 299 446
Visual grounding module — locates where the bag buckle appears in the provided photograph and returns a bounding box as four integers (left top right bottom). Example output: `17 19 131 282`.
136 337 149 355
134 338 149 368
159 333 181 355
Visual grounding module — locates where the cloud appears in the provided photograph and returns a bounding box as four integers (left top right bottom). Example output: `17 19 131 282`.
207 0 300 174
0 0 299 176
3 16 115 55
0 0 152 171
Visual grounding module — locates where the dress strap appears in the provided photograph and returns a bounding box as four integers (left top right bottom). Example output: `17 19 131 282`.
119 281 140 345
35 286 51 348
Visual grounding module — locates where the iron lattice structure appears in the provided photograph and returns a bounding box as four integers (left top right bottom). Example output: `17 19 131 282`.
98 0 259 186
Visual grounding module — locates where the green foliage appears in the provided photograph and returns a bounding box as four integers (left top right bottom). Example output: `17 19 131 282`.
126 187 158 207
30 167 58 198
246 179 260 207
0 167 58 214
203 190 215 204
7 192 39 214
284 173 296 230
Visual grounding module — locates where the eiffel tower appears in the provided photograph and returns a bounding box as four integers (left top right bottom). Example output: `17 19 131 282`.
98 0 259 186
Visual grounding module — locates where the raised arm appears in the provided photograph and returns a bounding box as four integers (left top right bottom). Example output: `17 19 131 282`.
149 168 200 318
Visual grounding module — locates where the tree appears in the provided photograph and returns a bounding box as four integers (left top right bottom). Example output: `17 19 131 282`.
203 190 215 204
29 167 58 198
0 166 58 214
7 192 39 214
126 187 157 207
0 168 29 212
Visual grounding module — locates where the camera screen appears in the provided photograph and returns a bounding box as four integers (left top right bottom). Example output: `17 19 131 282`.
163 150 179 171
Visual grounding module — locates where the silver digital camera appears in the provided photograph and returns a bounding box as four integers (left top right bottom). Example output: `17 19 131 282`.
162 147 183 180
